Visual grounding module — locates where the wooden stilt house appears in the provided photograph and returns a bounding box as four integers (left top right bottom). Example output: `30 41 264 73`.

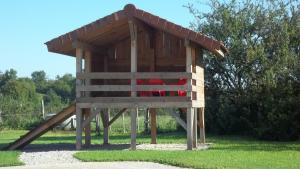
45 4 227 150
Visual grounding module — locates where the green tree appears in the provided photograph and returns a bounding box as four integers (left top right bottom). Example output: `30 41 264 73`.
50 74 75 103
0 75 42 129
188 0 300 140
31 71 47 93
0 69 17 89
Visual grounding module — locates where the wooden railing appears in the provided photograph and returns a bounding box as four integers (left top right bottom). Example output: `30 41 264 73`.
76 72 204 108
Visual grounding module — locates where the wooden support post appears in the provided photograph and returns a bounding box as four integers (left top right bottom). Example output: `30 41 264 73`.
150 108 157 144
131 108 138 150
84 50 91 147
94 108 101 136
41 99 45 119
144 108 149 133
185 39 194 150
137 110 139 132
193 108 197 148
76 48 83 150
185 39 192 98
129 19 138 150
108 109 111 131
85 50 92 96
101 109 109 144
122 112 126 133
84 108 91 147
187 108 194 150
199 107 205 144
76 106 83 150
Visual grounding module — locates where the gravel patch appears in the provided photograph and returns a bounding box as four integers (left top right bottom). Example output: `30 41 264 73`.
1 162 188 169
9 143 208 169
20 150 79 166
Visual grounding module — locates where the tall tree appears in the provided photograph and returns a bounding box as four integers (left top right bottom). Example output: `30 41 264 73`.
187 0 300 140
31 71 47 93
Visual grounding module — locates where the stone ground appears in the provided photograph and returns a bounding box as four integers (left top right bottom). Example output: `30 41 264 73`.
2 144 209 169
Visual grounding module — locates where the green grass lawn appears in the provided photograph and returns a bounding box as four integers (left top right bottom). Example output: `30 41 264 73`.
74 135 300 169
0 115 300 169
0 151 23 167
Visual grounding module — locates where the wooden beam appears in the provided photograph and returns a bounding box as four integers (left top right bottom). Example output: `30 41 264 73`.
77 97 191 103
75 47 83 150
76 85 188 92
95 108 101 136
76 48 83 98
129 20 137 97
84 108 91 147
129 19 138 150
186 108 194 150
107 108 127 127
144 108 150 133
77 101 193 109
193 108 197 148
81 108 100 128
76 105 82 150
131 108 138 150
100 109 109 144
84 50 92 97
76 72 193 80
199 107 205 144
169 111 187 131
3 104 75 150
150 108 157 144
185 39 193 98
72 40 98 52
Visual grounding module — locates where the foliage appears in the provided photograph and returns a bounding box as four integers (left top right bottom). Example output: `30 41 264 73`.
187 0 300 140
0 69 75 129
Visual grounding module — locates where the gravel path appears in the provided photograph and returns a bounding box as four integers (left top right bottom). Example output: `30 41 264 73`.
3 144 204 169
1 162 187 169
20 150 79 165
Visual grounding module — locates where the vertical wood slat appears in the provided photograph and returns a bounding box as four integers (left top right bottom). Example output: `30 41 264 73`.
76 48 83 150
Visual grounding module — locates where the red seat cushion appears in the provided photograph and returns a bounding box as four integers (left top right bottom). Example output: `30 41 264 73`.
148 79 165 96
177 79 187 96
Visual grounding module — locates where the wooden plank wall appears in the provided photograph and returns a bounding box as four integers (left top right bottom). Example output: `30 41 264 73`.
91 30 186 74
89 27 204 98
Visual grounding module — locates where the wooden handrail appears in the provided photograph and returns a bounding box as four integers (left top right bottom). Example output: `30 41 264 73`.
76 72 194 80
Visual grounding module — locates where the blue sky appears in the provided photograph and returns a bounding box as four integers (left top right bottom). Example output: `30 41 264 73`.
0 0 209 79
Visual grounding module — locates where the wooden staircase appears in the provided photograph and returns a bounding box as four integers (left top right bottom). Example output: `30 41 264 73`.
2 103 75 150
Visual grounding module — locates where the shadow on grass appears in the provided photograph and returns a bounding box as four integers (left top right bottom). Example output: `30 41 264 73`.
22 143 131 152
0 144 8 150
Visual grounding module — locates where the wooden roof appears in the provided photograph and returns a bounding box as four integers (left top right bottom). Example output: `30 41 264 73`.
45 4 228 57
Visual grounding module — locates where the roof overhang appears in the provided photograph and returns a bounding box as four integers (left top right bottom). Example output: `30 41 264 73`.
45 4 228 57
